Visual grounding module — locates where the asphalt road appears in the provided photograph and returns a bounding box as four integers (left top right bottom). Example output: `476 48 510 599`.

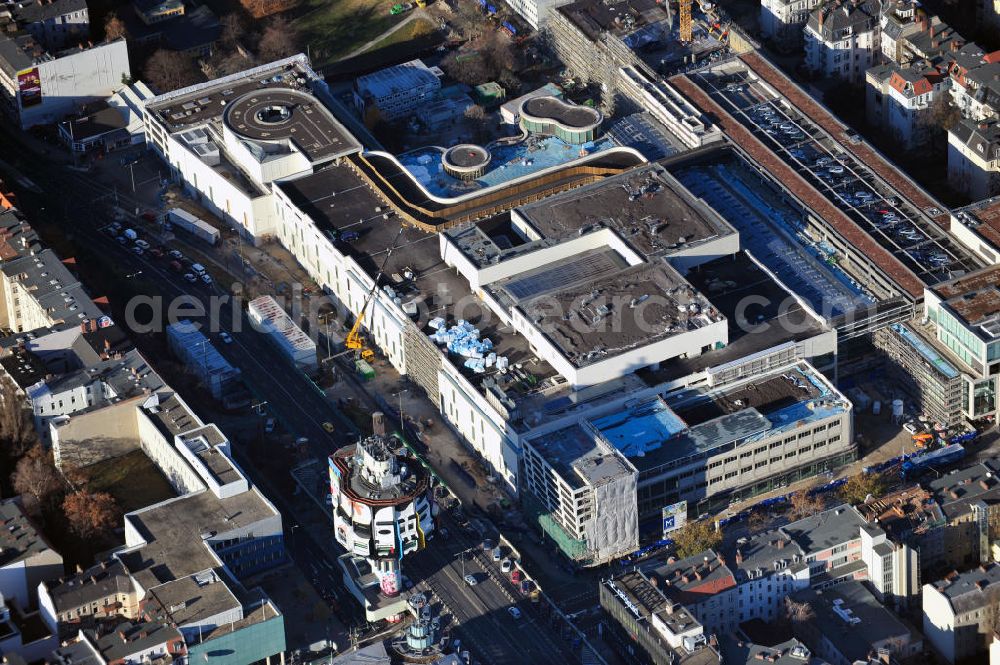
0 133 580 664
406 509 577 665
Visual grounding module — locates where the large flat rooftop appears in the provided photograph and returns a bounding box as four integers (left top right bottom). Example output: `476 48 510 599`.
489 252 723 368
146 56 360 161
639 252 829 384
954 196 1000 249
144 570 241 628
673 56 983 297
278 163 564 397
121 487 277 588
931 264 1000 332
527 424 636 491
666 147 875 318
669 366 823 424
515 162 735 260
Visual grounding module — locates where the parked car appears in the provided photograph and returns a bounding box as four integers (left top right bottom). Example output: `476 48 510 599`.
169 249 184 260
149 247 164 258
219 331 233 344
183 273 197 283
200 274 213 285
169 260 183 272
135 239 150 250
507 607 522 619
264 418 276 433
131 246 144 255
501 558 513 573
322 421 335 433
463 574 478 586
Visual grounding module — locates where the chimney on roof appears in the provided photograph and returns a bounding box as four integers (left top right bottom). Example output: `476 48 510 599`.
977 580 989 591
118 630 127 642
952 40 961 52
819 6 824 29
735 549 744 565
930 24 935 38
777 538 786 549
75 564 82 574
649 575 658 587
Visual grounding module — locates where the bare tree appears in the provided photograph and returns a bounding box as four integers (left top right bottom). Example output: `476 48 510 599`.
785 598 816 625
219 12 250 49
788 488 824 521
0 379 37 458
144 50 201 93
12 446 62 514
104 12 127 41
464 104 486 121
63 490 118 539
922 94 961 132
257 16 301 62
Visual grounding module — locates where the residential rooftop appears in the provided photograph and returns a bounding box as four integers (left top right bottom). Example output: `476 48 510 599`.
645 549 737 604
930 561 1000 614
717 635 820 665
2 248 103 326
90 620 182 663
0 208 39 261
790 581 915 663
856 485 946 541
121 487 278 588
782 505 866 555
44 559 134 615
0 346 48 390
0 497 57 568
143 569 241 628
927 458 1000 521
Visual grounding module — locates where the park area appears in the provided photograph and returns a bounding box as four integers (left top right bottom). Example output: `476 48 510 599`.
291 0 419 67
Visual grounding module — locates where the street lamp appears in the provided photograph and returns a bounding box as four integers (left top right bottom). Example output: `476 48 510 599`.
392 388 408 435
454 545 477 579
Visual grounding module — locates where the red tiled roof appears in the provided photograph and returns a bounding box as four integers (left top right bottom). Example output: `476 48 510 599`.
670 73 925 299
984 50 1000 64
739 52 950 231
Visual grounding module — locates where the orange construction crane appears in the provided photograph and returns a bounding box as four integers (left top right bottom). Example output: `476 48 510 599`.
679 0 693 42
344 225 406 364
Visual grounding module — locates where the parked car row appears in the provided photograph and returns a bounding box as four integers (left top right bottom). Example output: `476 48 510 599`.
104 221 215 285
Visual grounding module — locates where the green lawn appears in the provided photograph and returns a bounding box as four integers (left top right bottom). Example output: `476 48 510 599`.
361 16 436 54
293 0 406 68
81 450 177 514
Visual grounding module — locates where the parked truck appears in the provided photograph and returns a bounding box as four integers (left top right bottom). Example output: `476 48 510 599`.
165 208 220 246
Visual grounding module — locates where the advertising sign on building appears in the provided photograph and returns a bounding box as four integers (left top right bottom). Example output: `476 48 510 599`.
17 68 41 108
662 500 688 538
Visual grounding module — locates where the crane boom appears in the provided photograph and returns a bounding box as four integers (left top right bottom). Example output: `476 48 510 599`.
345 226 406 358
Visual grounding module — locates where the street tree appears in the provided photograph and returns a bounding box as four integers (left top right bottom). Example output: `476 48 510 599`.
787 488 824 521
840 471 887 505
672 519 722 559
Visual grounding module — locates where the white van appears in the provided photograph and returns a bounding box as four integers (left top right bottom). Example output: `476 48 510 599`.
190 263 206 275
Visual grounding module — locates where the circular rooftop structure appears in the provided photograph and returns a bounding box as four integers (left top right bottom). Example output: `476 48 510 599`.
222 87 358 162
519 96 603 145
442 144 492 180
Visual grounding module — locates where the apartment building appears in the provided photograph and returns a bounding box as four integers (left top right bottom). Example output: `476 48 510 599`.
0 498 63 613
946 44 1000 123
948 118 1000 201
923 562 1000 663
7 0 90 50
0 248 103 335
804 0 880 84
637 505 918 636
924 460 1000 573
791 582 923 665
866 61 948 150
599 567 721 665
39 560 139 631
760 0 824 49
949 196 1000 265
